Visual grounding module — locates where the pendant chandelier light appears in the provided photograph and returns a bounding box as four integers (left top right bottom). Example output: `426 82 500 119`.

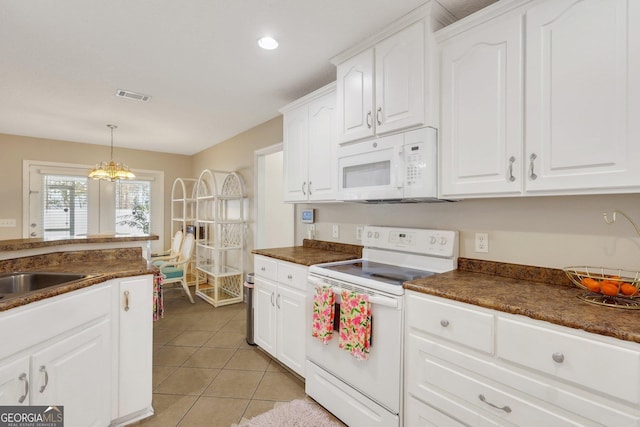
88 124 136 181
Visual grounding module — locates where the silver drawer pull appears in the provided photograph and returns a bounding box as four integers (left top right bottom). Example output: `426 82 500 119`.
508 156 516 182
552 352 565 363
261 266 266 271
124 290 130 312
39 365 49 393
440 319 450 327
18 373 28 403
287 274 293 280
529 153 538 180
479 394 512 413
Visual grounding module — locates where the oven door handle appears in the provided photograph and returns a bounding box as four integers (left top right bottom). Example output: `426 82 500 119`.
310 280 399 309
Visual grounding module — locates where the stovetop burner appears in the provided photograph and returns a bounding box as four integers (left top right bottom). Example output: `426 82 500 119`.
320 260 436 286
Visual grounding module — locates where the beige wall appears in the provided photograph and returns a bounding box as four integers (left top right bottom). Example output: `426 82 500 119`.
192 116 284 258
0 133 193 243
295 194 640 270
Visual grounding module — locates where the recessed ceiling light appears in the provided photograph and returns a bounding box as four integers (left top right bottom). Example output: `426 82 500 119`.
258 36 279 50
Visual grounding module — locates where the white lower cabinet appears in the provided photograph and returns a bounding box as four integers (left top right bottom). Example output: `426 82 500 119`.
253 255 307 377
405 291 640 427
0 275 153 427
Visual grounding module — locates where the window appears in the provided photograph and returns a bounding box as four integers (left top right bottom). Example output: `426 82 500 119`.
115 180 151 235
24 160 164 252
42 175 88 239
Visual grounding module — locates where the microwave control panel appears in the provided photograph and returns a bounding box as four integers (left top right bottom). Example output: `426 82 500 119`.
405 143 426 187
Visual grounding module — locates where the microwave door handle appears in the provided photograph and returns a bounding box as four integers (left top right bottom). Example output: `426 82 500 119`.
396 147 404 189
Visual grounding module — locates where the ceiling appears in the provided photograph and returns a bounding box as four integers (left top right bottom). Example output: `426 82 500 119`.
0 0 495 155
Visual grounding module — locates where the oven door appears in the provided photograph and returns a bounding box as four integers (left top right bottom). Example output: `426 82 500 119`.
306 274 403 416
337 133 404 201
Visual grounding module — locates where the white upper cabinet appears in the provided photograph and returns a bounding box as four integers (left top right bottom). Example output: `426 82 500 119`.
525 0 640 193
437 0 640 198
333 3 454 145
281 82 337 203
439 7 524 197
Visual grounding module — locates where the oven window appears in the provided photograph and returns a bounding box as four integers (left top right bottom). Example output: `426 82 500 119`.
342 160 391 188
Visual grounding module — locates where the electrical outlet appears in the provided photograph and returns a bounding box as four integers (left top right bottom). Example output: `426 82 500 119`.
332 224 340 238
0 219 16 227
356 226 364 241
475 233 489 253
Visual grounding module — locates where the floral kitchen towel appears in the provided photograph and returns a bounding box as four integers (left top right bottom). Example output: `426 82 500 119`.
311 286 335 344
339 290 371 361
153 271 164 321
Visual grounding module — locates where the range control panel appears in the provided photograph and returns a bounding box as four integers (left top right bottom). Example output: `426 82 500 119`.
362 226 458 258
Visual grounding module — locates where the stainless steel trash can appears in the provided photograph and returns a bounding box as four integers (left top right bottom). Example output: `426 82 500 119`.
244 273 256 345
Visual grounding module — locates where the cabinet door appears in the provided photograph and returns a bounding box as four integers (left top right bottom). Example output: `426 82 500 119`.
253 277 277 357
283 104 309 202
276 284 307 378
31 319 111 427
118 276 153 418
525 0 640 193
337 49 375 143
307 90 337 201
375 20 426 135
0 356 30 405
439 12 523 197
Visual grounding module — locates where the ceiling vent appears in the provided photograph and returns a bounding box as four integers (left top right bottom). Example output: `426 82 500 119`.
115 89 151 102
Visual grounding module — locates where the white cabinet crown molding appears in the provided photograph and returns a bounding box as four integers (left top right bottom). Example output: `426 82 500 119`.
279 81 336 114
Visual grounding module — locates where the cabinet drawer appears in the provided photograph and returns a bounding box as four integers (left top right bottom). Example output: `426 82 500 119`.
420 356 595 427
254 256 278 281
406 292 494 354
277 261 308 292
497 317 640 405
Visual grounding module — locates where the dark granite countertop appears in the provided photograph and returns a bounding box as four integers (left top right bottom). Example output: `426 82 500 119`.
0 248 155 312
0 234 158 252
252 239 362 266
405 259 640 345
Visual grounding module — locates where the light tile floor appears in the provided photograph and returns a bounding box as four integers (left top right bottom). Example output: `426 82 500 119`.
135 288 315 426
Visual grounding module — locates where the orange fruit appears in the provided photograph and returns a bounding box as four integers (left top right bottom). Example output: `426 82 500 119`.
620 283 639 296
581 277 601 293
601 282 619 296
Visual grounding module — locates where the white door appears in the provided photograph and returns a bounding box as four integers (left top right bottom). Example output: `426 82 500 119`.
283 105 309 202
307 91 337 201
31 320 111 427
525 0 640 193
0 356 30 405
117 276 153 418
276 284 307 377
337 49 375 143
439 10 523 197
375 20 425 135
253 277 277 357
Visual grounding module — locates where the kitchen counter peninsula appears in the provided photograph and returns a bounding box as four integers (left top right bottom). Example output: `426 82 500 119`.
405 258 640 344
252 238 362 266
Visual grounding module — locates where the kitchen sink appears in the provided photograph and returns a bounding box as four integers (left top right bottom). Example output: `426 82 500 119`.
0 272 88 298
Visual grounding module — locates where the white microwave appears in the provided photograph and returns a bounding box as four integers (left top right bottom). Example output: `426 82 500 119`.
337 127 439 202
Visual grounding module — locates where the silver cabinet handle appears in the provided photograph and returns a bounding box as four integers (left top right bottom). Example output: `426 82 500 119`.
270 292 275 307
479 394 512 413
308 181 312 196
18 373 28 403
440 320 450 327
529 153 538 180
366 111 373 129
276 294 281 309
552 352 565 363
301 182 307 196
30 232 37 237
287 274 293 280
376 107 383 125
39 365 49 393
261 266 266 272
508 156 516 182
124 290 130 312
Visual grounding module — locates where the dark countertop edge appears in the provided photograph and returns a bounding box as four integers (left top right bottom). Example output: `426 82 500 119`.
252 240 363 267
0 268 154 312
0 234 159 252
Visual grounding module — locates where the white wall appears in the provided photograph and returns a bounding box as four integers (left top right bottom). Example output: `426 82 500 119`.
296 193 640 270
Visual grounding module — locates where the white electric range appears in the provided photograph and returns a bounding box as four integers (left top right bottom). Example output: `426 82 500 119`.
306 226 459 427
